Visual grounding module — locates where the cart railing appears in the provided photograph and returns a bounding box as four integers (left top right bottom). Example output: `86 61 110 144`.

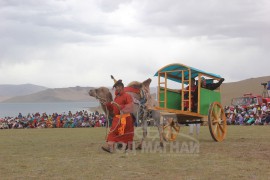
157 68 193 112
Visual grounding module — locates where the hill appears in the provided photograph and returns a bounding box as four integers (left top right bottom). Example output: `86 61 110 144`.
0 84 48 102
2 86 96 103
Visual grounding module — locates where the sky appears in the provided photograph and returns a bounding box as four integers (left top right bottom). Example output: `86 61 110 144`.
0 0 270 88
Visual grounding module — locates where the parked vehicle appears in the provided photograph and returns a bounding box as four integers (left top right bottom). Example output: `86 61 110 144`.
231 93 270 108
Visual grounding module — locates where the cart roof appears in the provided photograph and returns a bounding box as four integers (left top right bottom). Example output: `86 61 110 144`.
154 63 222 83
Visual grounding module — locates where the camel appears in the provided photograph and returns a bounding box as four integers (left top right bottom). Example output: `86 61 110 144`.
88 77 163 148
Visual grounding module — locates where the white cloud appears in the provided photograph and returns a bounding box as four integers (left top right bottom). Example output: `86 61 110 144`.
0 0 270 88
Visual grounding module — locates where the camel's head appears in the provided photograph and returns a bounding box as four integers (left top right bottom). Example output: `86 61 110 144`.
141 78 158 108
88 87 113 102
89 87 114 117
88 89 97 98
141 78 152 92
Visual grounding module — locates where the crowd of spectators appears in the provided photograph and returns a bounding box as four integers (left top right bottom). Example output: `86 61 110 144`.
2 103 270 129
225 103 270 125
0 110 107 129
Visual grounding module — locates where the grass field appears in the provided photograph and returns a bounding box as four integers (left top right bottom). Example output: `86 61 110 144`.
0 126 270 180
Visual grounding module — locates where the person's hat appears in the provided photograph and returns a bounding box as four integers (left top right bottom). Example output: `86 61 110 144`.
111 75 124 88
113 80 124 88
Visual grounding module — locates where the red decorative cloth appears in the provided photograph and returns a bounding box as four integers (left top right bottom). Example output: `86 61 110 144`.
124 87 140 94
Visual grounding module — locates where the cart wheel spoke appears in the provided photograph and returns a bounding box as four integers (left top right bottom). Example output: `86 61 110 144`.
217 108 221 117
217 125 221 137
162 118 180 142
172 124 180 132
212 119 219 124
213 124 218 134
163 124 170 129
211 111 218 121
218 124 224 133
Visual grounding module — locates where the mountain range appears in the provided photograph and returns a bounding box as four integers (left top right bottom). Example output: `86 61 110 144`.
0 76 269 106
0 86 95 103
0 84 47 102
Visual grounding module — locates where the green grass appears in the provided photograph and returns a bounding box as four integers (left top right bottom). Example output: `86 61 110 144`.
0 126 270 180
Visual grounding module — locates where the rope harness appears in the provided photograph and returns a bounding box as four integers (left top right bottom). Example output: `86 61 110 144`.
94 94 123 139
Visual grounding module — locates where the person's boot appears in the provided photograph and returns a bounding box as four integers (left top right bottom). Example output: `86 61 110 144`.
101 144 114 153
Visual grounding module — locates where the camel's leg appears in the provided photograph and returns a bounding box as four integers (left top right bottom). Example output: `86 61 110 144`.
136 108 148 150
149 110 164 148
157 114 164 148
136 120 147 150
142 109 148 138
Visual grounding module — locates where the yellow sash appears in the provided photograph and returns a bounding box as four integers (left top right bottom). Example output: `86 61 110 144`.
115 114 130 135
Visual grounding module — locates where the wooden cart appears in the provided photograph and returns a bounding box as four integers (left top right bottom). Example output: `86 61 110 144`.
152 63 227 142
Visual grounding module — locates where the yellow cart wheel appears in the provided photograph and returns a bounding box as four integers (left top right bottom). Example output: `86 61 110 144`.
162 117 180 142
208 102 227 142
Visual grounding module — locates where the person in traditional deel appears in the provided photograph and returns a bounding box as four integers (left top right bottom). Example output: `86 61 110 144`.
101 79 135 153
200 77 225 90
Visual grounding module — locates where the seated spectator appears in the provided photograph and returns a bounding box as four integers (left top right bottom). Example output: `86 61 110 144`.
263 110 270 125
243 113 249 124
254 115 262 125
252 105 258 115
237 113 244 125
224 106 230 116
226 109 235 125
95 120 101 127
234 105 241 114
245 114 255 125
234 113 240 125
18 113 23 119
261 113 267 125
247 105 254 114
